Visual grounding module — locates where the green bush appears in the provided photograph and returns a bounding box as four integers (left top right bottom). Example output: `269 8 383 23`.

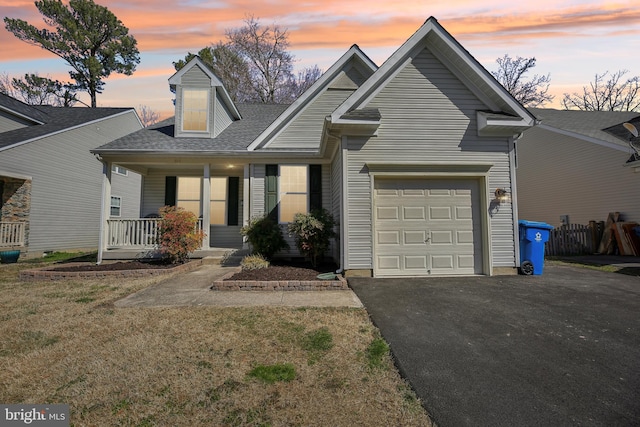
157 206 205 264
287 209 336 267
240 215 289 259
240 254 270 271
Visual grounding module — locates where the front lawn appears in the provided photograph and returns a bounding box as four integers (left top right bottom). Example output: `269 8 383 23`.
0 262 433 426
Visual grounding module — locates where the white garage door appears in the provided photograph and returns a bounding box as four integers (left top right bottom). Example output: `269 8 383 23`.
374 178 483 276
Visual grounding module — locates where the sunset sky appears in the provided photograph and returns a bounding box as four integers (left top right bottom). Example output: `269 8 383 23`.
1 0 639 118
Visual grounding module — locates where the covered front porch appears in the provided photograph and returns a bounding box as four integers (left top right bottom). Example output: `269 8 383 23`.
97 158 250 263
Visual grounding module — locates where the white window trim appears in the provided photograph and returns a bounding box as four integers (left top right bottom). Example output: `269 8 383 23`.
111 165 128 176
278 164 309 224
181 88 209 133
110 195 122 217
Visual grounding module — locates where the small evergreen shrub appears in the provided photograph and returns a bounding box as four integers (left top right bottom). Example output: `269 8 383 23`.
287 209 336 267
240 215 289 259
240 254 270 271
157 206 205 264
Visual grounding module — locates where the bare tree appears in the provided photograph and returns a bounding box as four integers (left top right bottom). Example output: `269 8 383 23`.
226 16 294 103
137 105 160 127
491 55 553 107
562 70 640 111
0 72 79 106
0 73 17 98
175 17 321 104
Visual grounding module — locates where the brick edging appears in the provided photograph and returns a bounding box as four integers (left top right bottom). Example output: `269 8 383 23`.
19 259 203 282
210 269 349 291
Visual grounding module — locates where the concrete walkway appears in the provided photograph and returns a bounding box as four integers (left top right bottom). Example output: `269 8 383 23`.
115 264 363 308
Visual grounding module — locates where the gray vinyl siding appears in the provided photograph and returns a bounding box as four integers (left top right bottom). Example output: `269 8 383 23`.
344 47 516 270
517 128 640 225
267 89 354 149
0 111 142 253
140 173 165 217
111 171 142 219
213 89 234 137
0 111 30 132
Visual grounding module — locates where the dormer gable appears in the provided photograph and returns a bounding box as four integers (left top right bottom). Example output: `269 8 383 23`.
168 56 241 138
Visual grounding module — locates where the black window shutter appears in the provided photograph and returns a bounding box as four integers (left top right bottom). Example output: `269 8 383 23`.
265 165 278 220
309 165 322 211
227 177 239 226
165 176 177 206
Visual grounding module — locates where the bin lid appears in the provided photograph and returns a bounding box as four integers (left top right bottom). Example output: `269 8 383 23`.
518 219 554 230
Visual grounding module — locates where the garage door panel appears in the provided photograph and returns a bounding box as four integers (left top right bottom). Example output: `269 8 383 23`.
430 206 452 220
405 256 428 269
456 206 473 220
404 230 426 244
431 230 452 244
377 231 400 245
458 255 475 269
377 206 399 220
374 178 483 277
431 255 454 269
457 230 474 244
378 256 400 270
403 206 426 220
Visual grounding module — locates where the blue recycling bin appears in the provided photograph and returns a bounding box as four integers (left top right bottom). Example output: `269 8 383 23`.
518 220 554 275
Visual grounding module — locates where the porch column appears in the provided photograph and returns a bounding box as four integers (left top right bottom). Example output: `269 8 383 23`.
202 164 211 249
243 164 250 249
97 159 112 264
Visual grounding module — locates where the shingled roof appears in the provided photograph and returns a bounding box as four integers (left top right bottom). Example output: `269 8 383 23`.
0 100 135 151
530 108 640 148
93 103 290 154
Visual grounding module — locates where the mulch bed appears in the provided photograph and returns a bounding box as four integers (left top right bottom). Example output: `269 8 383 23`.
224 261 338 281
48 260 175 272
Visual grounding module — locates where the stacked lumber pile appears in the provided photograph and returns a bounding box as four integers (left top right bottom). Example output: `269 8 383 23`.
597 212 640 255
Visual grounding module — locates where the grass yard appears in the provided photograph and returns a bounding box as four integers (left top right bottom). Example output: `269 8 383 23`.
0 261 433 426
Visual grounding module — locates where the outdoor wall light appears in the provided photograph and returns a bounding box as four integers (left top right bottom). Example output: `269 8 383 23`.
494 188 509 203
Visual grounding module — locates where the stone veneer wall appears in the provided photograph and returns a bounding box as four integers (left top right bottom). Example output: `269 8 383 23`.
0 177 31 247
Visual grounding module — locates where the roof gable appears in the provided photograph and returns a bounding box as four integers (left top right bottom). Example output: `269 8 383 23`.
248 45 378 151
331 17 536 135
169 56 241 120
0 93 49 125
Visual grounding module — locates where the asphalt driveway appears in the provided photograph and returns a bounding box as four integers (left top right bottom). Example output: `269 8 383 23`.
349 264 640 426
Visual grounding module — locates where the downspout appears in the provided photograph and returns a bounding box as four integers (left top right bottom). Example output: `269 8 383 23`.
336 135 348 275
510 133 523 269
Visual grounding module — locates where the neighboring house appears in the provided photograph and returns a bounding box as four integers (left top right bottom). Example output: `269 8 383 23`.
517 108 640 227
0 93 143 256
93 17 536 277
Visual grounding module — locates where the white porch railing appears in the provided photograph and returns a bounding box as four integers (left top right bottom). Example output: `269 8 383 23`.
106 218 204 249
0 222 26 247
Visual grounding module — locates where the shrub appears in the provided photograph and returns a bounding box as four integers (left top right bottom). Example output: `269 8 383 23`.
240 215 289 259
157 206 205 264
240 254 270 271
287 209 336 267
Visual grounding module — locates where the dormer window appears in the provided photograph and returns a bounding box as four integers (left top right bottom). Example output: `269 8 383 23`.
182 88 209 132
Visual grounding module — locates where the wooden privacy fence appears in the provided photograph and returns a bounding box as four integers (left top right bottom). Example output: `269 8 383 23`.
545 222 604 256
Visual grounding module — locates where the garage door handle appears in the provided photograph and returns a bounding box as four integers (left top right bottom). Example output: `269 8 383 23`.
425 237 430 243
